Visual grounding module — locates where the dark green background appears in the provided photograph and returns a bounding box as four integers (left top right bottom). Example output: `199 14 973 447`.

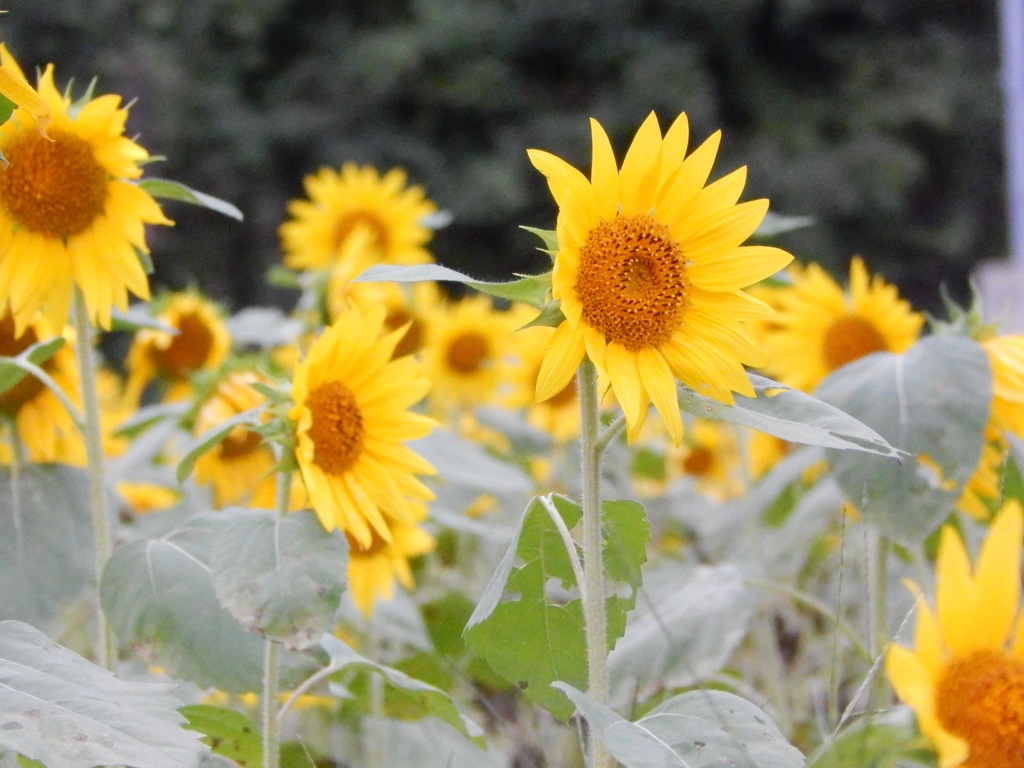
4 0 1004 314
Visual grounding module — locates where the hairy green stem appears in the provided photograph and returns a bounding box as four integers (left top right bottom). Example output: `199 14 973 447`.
72 289 115 670
262 467 293 768
578 359 612 768
866 528 890 712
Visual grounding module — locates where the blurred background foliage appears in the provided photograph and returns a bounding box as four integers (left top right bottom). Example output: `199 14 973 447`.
4 0 1003 314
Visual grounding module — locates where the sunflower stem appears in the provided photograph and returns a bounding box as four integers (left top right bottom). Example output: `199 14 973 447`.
577 359 612 768
261 467 293 768
866 528 891 712
72 289 115 671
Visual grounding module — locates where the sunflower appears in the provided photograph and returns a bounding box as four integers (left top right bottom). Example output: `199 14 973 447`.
279 163 437 271
762 257 923 392
885 501 1024 767
528 112 792 445
346 515 435 618
0 45 171 333
0 309 83 465
0 49 48 132
507 323 581 444
979 334 1024 439
290 304 436 548
124 292 231 404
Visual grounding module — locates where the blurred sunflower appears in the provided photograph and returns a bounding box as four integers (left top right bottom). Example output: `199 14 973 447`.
279 164 436 271
528 112 792 444
507 323 581 444
346 514 435 618
124 292 231 404
763 257 923 392
955 428 1004 522
664 419 746 500
979 334 1024 439
885 501 1024 768
0 309 82 464
0 45 171 333
290 304 436 548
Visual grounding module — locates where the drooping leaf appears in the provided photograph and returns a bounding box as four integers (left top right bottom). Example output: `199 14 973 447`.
179 705 262 768
210 508 348 650
136 178 244 221
0 465 94 632
100 512 315 692
556 684 805 768
464 495 649 721
176 406 267 484
354 263 551 308
0 339 65 400
680 374 903 458
319 634 483 743
816 335 991 544
0 620 207 768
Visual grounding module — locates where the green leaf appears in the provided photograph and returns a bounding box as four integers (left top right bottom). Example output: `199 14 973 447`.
179 705 262 768
681 373 904 458
113 401 190 439
816 335 991 544
354 263 552 308
753 211 815 238
555 684 805 768
0 465 94 632
100 512 315 692
0 620 207 768
210 508 348 650
519 225 559 255
0 338 65 399
136 178 244 221
110 305 180 334
463 494 649 721
809 710 931 768
176 406 267 484
319 634 483 743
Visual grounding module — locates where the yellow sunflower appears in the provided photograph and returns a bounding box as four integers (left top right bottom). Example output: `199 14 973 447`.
955 429 1004 523
507 323 581 444
279 163 437 271
124 292 231 404
346 515 435 618
290 304 436 548
763 257 923 392
885 501 1024 767
528 112 792 445
0 309 83 465
979 334 1024 439
0 45 172 333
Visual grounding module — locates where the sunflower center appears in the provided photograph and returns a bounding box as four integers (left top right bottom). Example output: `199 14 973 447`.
149 312 216 378
446 332 489 374
574 213 689 351
822 315 887 371
0 313 47 415
0 128 109 239
219 427 263 459
385 307 424 358
682 448 715 477
333 211 390 255
935 649 1024 768
306 381 365 476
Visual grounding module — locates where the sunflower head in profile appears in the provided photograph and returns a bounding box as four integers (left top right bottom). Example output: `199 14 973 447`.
528 112 793 445
124 292 231 404
886 501 1024 768
290 304 436 548
763 257 923 392
279 163 437 272
0 45 172 333
346 513 435 618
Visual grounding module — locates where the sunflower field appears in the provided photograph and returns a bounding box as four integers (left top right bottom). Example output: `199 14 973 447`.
2 11 1024 768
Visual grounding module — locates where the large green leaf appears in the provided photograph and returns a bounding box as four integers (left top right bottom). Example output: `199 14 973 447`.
179 705 262 768
355 263 551 308
680 374 903 458
464 495 649 720
100 512 314 692
809 710 931 768
0 466 94 632
0 620 207 768
816 336 991 544
410 429 533 494
556 684 805 768
319 634 483 742
210 508 348 650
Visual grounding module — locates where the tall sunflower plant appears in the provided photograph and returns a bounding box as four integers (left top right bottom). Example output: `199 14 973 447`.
3 55 1024 768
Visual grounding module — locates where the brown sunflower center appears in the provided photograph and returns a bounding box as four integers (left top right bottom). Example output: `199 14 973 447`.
333 211 390 255
149 311 216 379
385 307 424 358
306 380 365 476
822 315 886 371
446 332 489 374
0 128 108 239
219 427 263 459
682 448 715 477
0 312 48 415
574 213 689 351
935 649 1024 768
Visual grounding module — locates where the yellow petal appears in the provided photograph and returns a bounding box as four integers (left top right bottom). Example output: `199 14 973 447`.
688 244 794 292
589 118 619 220
618 112 663 215
604 343 647 440
638 347 682 445
971 500 1023 649
536 322 585 402
935 524 979 655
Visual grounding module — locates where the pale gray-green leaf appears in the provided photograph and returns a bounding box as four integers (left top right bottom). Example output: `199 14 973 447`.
101 512 314 691
0 620 207 768
816 336 991 544
0 339 65 399
136 179 243 221
225 307 303 350
210 509 347 650
0 466 94 632
354 263 551 307
176 406 266 484
411 429 532 493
